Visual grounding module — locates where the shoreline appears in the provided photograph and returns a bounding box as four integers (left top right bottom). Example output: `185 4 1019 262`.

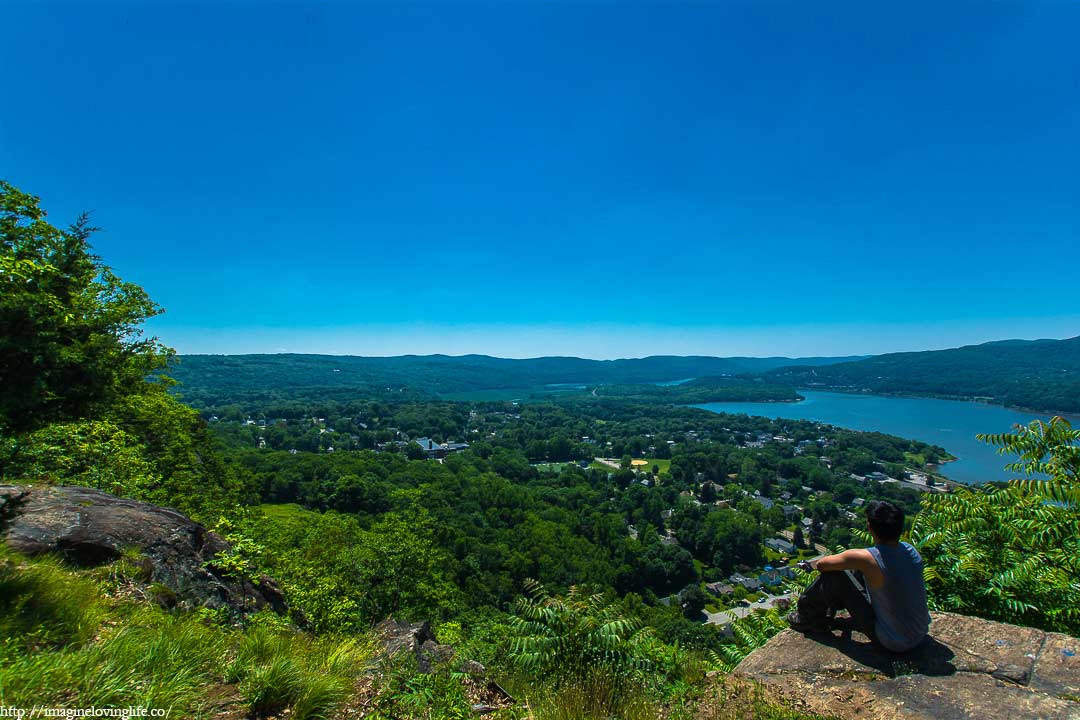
791 387 1079 420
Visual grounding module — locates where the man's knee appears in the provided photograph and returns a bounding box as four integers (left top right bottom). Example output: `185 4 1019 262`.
816 570 847 588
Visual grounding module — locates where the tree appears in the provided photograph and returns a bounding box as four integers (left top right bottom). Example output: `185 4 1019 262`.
759 474 773 497
911 417 1080 634
792 525 806 549
678 583 707 618
699 481 717 504
0 182 241 520
0 181 168 434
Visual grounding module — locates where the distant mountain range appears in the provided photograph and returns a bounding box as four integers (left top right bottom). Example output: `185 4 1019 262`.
169 337 1080 414
166 353 861 407
766 336 1080 414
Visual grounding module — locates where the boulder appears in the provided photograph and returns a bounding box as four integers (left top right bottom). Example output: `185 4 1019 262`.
372 619 460 673
0 484 286 616
374 619 437 659
735 611 1080 720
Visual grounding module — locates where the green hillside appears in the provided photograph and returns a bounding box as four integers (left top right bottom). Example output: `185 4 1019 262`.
594 375 802 404
166 353 860 408
765 337 1080 413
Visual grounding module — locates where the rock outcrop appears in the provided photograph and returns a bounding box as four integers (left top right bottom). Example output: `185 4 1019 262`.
0 484 286 616
736 611 1079 720
372 618 514 715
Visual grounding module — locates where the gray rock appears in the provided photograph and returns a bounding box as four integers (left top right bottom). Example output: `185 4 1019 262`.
374 619 436 659
373 619 494 685
418 639 455 672
0 484 286 616
460 660 487 677
735 611 1080 720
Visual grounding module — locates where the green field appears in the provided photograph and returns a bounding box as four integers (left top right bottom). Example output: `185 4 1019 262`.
588 457 671 475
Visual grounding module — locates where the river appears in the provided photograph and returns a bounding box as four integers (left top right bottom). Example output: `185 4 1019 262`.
693 391 1070 485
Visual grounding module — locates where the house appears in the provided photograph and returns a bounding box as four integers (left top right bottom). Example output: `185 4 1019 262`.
413 438 470 459
753 496 775 510
801 517 813 530
413 437 447 459
758 569 783 586
705 582 735 597
764 538 796 555
851 497 865 508
730 573 762 591
781 504 800 519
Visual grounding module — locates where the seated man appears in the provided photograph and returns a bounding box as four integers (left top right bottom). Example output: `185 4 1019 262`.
786 500 930 652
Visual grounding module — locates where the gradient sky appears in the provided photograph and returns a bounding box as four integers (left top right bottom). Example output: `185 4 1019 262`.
2 1 1078 358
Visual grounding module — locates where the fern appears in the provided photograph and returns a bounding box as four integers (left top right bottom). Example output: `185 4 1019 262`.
911 417 1080 634
507 580 663 687
707 609 786 673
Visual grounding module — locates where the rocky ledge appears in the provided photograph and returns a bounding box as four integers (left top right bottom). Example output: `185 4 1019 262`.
736 611 1079 720
0 484 286 616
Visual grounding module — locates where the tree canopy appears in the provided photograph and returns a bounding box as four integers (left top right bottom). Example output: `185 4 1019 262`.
0 180 168 434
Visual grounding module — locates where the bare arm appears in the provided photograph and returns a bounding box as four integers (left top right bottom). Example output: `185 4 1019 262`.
810 549 884 587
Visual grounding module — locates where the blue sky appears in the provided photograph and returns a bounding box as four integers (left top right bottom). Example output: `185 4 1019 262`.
2 1 1078 358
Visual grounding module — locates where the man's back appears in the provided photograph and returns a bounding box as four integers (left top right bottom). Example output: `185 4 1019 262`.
867 542 931 652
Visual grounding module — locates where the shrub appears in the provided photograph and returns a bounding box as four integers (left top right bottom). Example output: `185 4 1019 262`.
508 580 660 685
911 417 1080 633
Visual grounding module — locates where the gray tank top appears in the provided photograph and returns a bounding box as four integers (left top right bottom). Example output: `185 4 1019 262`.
867 542 931 652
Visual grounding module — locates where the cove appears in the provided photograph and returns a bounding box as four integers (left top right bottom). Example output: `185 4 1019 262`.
693 391 1069 485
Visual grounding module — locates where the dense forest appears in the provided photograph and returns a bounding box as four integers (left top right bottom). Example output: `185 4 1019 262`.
3 180 1078 719
593 375 801 404
170 336 1080 415
166 352 859 407
766 337 1080 413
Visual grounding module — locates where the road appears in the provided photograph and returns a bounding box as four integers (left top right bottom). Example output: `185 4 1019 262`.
705 591 795 626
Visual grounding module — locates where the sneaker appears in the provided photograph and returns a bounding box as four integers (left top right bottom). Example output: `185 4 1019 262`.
785 610 831 634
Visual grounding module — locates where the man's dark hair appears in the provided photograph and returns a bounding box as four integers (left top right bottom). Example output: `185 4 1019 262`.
865 500 904 542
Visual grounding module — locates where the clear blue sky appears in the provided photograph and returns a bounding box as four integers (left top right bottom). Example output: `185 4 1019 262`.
3 1 1078 358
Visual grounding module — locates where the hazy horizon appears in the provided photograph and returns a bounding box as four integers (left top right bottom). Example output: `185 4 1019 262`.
159 320 1080 360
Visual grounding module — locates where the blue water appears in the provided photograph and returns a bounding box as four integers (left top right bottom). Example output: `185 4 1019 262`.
694 391 1070 485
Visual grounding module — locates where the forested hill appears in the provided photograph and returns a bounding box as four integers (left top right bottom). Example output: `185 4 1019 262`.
167 353 861 406
765 336 1080 413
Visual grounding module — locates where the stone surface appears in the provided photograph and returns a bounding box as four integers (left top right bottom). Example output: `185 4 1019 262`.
374 619 437 659
736 611 1080 720
419 638 456 672
460 660 487 678
372 619 462 674
0 484 286 615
